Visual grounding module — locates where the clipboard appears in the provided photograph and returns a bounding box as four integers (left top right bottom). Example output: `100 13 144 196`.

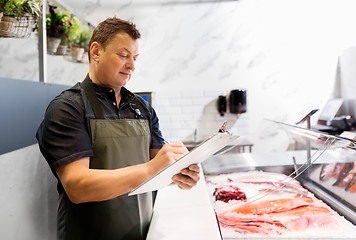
129 131 239 196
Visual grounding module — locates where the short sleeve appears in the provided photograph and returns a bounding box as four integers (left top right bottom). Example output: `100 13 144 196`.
36 96 93 175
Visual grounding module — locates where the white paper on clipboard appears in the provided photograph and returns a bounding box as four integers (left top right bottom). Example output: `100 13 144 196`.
129 132 239 196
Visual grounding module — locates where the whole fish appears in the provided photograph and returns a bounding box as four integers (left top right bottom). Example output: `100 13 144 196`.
345 173 356 192
333 162 354 187
319 163 337 181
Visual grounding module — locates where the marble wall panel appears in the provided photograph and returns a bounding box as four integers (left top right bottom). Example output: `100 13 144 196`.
2 0 356 151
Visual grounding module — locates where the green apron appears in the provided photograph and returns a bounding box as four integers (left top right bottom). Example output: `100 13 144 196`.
57 77 153 240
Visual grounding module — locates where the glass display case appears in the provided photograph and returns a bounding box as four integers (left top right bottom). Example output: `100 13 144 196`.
202 120 356 239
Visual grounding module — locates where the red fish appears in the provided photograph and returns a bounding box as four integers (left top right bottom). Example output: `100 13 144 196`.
229 197 315 215
347 183 356 192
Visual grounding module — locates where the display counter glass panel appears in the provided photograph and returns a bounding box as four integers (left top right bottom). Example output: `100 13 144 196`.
202 120 356 239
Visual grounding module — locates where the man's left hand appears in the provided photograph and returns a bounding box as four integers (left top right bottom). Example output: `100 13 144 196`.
171 164 200 190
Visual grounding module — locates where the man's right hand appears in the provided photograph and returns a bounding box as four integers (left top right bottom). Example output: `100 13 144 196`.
147 142 188 174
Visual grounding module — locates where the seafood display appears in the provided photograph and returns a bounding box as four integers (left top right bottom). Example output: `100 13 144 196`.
206 171 356 238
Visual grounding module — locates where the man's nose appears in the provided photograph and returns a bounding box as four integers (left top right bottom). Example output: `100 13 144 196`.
125 58 135 71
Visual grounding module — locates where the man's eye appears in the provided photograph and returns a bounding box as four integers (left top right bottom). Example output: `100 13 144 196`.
119 54 128 58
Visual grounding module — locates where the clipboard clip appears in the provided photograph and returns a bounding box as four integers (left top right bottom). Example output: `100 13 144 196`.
218 120 231 135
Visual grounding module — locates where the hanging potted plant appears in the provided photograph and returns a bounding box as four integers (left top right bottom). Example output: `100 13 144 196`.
0 0 23 34
18 0 41 37
46 5 67 54
0 0 41 37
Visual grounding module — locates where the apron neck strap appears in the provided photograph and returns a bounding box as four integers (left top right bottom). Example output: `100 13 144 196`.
82 75 105 119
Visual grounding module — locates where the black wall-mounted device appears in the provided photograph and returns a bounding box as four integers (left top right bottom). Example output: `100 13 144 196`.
217 95 227 116
229 89 247 114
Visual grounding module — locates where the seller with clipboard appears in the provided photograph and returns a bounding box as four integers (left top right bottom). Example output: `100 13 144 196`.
36 17 200 240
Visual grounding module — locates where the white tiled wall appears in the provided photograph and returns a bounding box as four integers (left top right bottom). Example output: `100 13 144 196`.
152 89 249 142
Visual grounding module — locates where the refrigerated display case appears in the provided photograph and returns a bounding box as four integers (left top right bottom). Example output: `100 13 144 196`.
202 120 356 239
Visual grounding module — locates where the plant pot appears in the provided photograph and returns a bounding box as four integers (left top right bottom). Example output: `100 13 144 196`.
56 44 67 55
47 37 61 54
80 51 89 63
0 16 16 35
71 47 85 62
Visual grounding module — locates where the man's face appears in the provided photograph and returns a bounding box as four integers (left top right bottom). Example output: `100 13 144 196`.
95 32 139 89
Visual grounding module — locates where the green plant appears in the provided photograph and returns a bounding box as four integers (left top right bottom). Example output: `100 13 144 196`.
0 0 41 19
68 16 92 48
78 24 92 48
22 0 41 17
0 0 24 19
46 5 72 39
67 15 80 45
58 13 72 45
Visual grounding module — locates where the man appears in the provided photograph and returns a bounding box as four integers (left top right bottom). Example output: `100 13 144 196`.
36 17 200 240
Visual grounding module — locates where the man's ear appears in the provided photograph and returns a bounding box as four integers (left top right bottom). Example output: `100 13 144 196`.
90 42 100 62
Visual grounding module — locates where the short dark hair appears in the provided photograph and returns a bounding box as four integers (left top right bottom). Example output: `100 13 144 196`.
88 17 141 61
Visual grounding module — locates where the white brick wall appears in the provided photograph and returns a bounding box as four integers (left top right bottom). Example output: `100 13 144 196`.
152 90 249 142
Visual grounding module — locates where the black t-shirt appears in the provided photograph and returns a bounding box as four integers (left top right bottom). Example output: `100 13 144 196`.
36 77 164 194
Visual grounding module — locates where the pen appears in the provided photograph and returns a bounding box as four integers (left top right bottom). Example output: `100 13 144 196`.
159 135 169 144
